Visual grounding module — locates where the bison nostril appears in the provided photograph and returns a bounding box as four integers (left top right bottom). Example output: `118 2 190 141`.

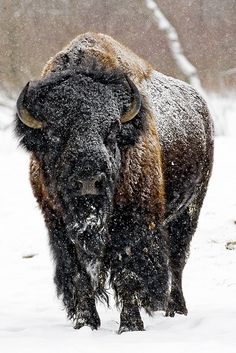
68 176 83 191
94 173 107 191
76 173 107 196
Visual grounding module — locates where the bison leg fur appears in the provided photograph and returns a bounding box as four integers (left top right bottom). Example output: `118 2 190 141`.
72 282 100 330
165 203 202 317
118 297 144 334
47 213 100 329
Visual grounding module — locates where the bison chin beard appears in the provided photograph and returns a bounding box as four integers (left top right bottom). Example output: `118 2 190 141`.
62 194 112 297
64 194 112 259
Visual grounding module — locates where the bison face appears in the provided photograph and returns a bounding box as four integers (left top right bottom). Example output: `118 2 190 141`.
16 68 141 258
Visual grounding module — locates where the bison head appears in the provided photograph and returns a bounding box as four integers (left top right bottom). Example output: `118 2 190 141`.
16 67 142 260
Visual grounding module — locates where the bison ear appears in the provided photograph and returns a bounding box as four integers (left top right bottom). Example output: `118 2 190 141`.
120 76 141 124
16 82 44 129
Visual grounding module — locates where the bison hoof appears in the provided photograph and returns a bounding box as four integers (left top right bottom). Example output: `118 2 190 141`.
165 288 188 317
165 300 188 317
165 308 188 317
118 320 144 334
73 312 101 330
74 321 100 330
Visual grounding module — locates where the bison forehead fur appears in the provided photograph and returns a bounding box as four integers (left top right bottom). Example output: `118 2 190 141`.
15 32 214 333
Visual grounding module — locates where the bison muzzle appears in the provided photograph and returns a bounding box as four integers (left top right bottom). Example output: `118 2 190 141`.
15 33 214 333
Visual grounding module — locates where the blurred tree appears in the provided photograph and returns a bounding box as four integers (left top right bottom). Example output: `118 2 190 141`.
145 0 204 94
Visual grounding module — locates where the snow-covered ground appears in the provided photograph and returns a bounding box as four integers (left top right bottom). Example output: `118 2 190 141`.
0 109 236 353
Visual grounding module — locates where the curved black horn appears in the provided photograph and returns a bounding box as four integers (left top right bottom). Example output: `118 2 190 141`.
120 77 141 123
16 82 44 129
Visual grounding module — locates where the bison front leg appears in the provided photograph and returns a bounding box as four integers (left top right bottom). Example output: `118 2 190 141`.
110 208 170 332
73 271 100 330
55 250 100 329
53 241 100 330
46 212 100 330
118 297 144 334
73 299 100 330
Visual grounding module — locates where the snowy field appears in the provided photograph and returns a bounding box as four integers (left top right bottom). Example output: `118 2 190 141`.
0 107 236 352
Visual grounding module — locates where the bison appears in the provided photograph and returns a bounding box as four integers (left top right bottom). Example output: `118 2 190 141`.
15 33 214 333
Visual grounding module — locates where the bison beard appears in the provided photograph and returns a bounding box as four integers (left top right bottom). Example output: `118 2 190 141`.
15 32 214 333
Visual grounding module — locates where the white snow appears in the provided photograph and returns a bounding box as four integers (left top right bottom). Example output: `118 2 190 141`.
1 106 236 353
207 92 236 136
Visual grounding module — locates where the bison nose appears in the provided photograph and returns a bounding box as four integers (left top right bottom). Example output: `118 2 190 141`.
78 173 107 196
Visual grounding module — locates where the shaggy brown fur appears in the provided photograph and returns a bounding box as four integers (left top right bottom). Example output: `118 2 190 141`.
115 109 165 224
42 33 152 82
15 32 214 333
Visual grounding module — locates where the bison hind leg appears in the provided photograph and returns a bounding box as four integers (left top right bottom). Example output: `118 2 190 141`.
165 289 188 317
165 200 203 317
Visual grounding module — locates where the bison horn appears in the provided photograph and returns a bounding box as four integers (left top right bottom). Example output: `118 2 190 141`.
120 77 141 123
17 82 44 129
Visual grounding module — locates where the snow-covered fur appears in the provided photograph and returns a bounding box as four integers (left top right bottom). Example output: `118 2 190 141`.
15 33 214 333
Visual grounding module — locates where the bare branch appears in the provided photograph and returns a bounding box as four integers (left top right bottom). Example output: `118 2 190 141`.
145 0 204 95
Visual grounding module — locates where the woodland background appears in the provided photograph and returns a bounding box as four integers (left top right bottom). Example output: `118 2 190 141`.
0 0 235 93
0 2 236 352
